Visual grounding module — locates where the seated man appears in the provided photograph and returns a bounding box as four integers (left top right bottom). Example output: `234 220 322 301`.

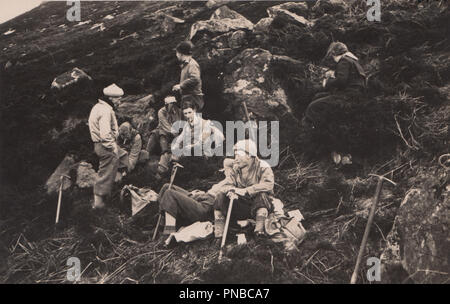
171 99 224 160
146 96 182 176
304 41 367 129
158 180 227 236
117 122 149 176
213 139 275 237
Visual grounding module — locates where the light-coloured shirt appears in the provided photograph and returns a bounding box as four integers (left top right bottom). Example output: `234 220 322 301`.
157 106 182 136
172 114 224 156
88 99 118 149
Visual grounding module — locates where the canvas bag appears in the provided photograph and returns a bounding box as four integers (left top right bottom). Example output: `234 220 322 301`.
120 185 158 216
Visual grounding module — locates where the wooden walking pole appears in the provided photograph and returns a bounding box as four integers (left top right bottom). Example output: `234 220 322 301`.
219 192 238 263
152 162 183 241
350 174 396 284
55 174 70 225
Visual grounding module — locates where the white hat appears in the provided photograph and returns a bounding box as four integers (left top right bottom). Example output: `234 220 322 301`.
103 83 124 97
164 96 177 104
234 139 257 157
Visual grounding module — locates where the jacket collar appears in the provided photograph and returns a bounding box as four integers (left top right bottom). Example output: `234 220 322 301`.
98 98 115 109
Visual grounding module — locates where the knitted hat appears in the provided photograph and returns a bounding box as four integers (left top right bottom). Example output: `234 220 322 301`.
234 139 257 157
103 83 124 97
164 96 177 104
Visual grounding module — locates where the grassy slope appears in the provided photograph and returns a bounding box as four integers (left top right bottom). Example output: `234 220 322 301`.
0 1 448 283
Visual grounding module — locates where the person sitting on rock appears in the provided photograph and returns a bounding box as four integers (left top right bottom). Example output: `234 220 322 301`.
172 41 204 111
171 99 224 161
213 139 275 238
146 96 182 177
157 180 227 237
304 41 367 129
88 83 123 209
117 122 149 177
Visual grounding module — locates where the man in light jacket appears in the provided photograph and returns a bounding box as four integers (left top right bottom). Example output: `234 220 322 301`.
213 140 275 237
88 83 123 209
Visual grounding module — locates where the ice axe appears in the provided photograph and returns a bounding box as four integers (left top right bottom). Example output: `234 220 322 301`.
218 191 238 263
55 174 71 225
152 162 184 241
350 174 397 284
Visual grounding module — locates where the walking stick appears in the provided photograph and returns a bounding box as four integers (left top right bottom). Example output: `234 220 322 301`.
350 174 396 284
218 192 238 263
55 174 71 225
152 162 184 241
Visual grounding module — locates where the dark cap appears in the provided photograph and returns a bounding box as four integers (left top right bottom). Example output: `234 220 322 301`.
175 41 194 55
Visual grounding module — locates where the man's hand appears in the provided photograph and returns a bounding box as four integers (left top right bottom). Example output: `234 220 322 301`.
190 189 205 196
227 188 246 199
172 84 181 92
322 78 328 88
234 188 247 197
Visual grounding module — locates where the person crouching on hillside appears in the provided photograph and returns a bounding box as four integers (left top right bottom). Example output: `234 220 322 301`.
213 139 275 237
117 122 149 177
88 84 123 209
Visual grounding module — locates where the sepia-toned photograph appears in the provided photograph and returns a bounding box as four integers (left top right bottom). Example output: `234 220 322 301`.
0 0 448 289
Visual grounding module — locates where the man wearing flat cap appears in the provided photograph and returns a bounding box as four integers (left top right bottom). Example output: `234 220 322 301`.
146 96 182 177
172 41 204 111
88 83 124 209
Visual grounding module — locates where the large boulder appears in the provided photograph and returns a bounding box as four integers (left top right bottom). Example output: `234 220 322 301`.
45 155 75 194
116 94 157 141
190 6 254 41
267 2 313 28
223 48 295 121
146 13 185 40
51 67 92 90
380 167 449 283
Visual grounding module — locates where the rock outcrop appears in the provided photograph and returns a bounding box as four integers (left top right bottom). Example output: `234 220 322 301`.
223 48 294 121
116 94 157 141
45 155 75 194
380 167 449 283
190 6 254 41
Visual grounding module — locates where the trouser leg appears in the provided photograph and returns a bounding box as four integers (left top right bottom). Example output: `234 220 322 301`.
93 143 119 197
146 130 160 155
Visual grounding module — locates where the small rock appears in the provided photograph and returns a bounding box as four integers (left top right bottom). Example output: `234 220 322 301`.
46 155 75 194
4 61 12 70
51 67 92 90
267 4 313 27
76 162 97 189
206 0 232 9
3 29 16 36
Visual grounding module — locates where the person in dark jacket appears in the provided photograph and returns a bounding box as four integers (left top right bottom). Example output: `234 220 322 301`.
304 42 367 128
172 41 204 111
